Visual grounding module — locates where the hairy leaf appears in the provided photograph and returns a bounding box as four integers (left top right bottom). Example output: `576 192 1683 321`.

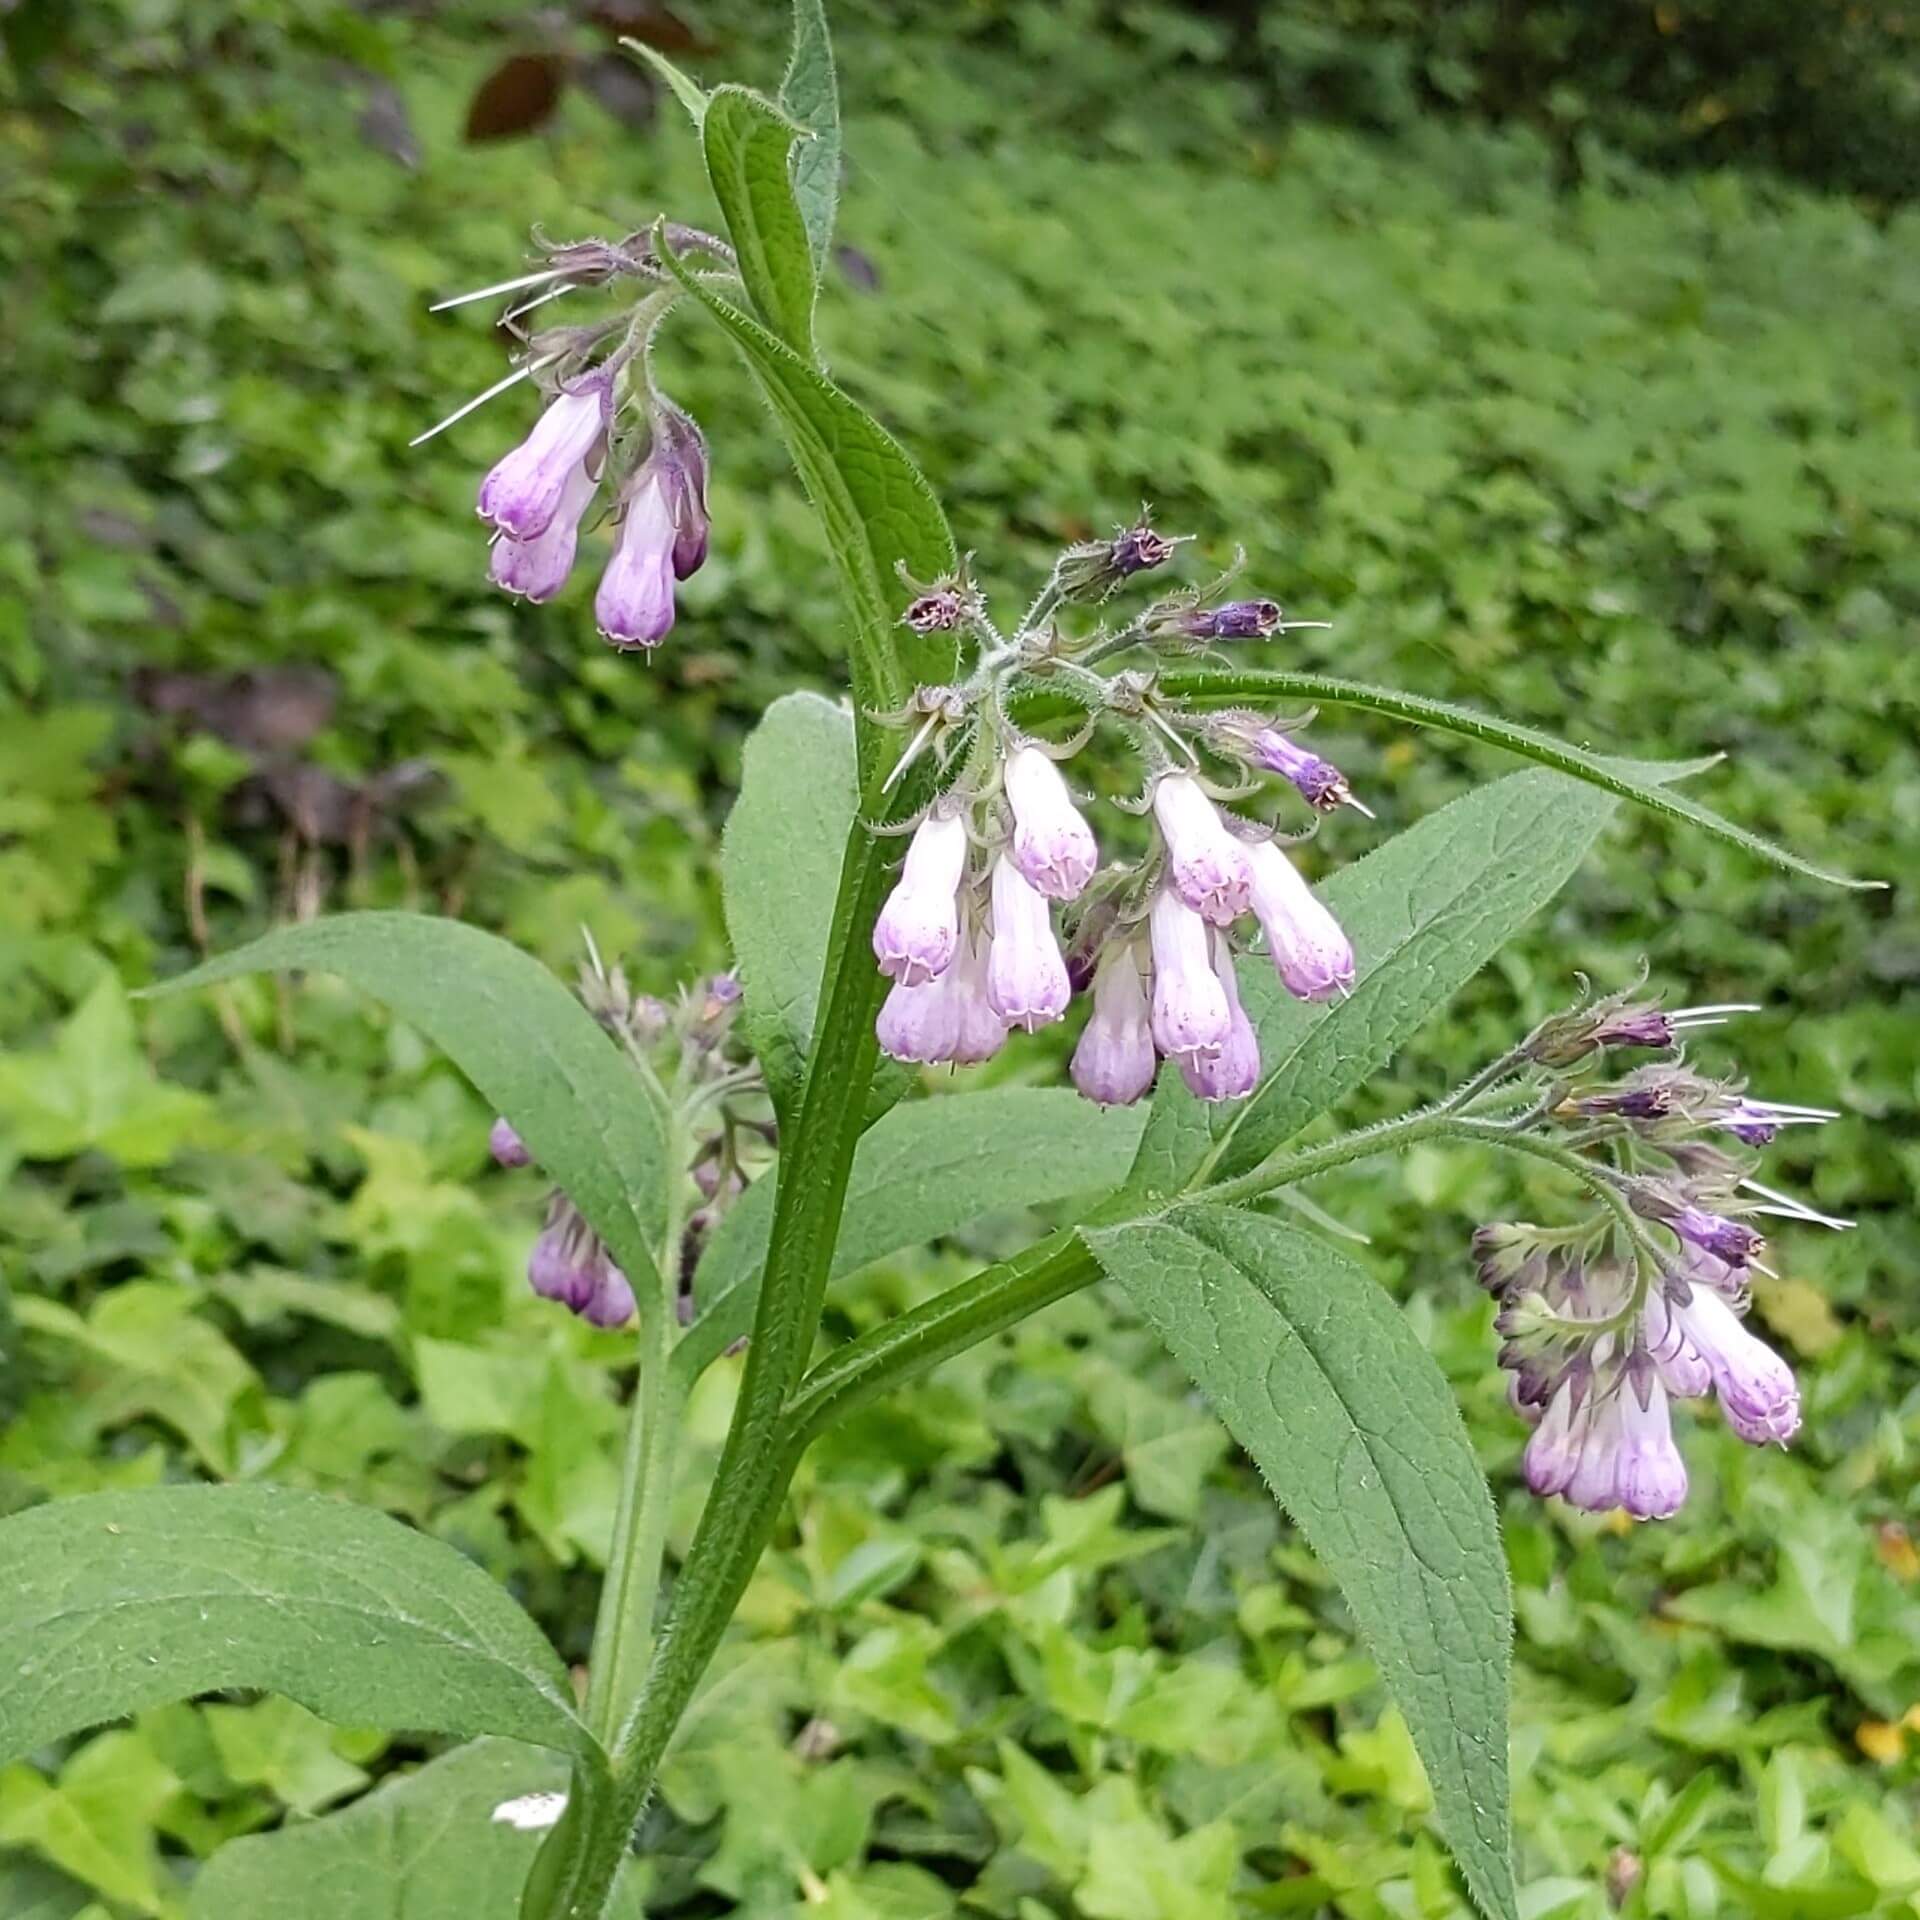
702 86 817 357
778 0 840 268
678 1087 1145 1386
1130 767 1617 1197
0 1487 596 1765
1154 667 1874 889
149 912 667 1301
1086 1206 1516 1920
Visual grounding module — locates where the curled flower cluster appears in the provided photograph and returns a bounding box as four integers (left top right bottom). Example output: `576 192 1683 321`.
870 533 1366 1104
1473 987 1847 1520
490 957 764 1330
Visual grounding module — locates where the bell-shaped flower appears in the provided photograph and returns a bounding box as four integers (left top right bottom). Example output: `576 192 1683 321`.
1004 746 1098 901
873 812 969 986
1152 775 1253 926
477 377 608 541
946 919 1009 1066
876 970 960 1065
1072 943 1156 1106
1641 1290 1712 1398
985 856 1071 1032
595 469 680 651
1245 838 1354 1002
527 1211 635 1330
1675 1286 1800 1444
490 460 599 603
1179 932 1260 1102
1147 887 1231 1059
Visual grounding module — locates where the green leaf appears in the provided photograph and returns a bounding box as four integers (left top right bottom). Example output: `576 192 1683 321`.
678 1087 1145 1387
147 912 667 1302
703 86 817 357
778 0 841 270
187 1739 644 1920
0 1486 596 1766
0 1857 92 1920
1130 766 1619 1197
1153 667 1875 889
723 691 860 1118
655 233 957 767
1084 1205 1516 1920
618 37 707 126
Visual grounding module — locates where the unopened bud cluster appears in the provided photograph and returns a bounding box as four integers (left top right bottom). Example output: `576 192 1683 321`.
1472 988 1846 1520
871 528 1369 1104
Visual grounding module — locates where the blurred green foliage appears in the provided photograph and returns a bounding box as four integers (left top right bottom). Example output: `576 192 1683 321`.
2 0 1917 1915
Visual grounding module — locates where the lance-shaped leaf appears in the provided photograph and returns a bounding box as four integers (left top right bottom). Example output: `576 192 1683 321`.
149 912 668 1304
655 230 957 764
702 85 817 357
1086 1206 1516 1920
779 0 840 269
1130 766 1618 1197
1154 666 1874 889
0 1487 598 1766
677 1087 1146 1387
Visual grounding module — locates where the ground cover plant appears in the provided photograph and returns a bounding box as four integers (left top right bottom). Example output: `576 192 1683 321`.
1 2 1915 1916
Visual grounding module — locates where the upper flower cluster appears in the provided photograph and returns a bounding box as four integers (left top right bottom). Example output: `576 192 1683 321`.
870 528 1366 1106
1474 986 1847 1520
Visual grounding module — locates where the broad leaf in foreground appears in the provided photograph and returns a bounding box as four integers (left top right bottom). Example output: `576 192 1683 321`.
0 1486 596 1765
1087 1205 1517 1920
149 912 668 1301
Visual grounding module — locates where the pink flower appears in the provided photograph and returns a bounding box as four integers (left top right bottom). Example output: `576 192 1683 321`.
985 857 1071 1032
946 918 1009 1066
1245 839 1354 1001
1072 943 1157 1106
477 378 608 541
1527 1374 1687 1519
1178 932 1260 1102
1675 1287 1800 1444
1004 747 1098 901
873 813 969 986
876 972 960 1065
1152 775 1252 926
595 471 679 651
490 460 599 603
1147 887 1231 1059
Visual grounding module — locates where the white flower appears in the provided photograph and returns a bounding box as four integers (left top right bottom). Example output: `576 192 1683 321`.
1147 887 1231 1059
1245 838 1354 1001
985 857 1071 1032
1071 942 1156 1106
1152 774 1253 927
477 380 607 541
1004 746 1098 901
872 813 969 986
1178 932 1260 1102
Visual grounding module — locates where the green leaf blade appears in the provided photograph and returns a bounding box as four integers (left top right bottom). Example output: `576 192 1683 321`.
702 85 818 357
1086 1205 1516 1920
778 0 840 268
0 1487 596 1766
147 912 668 1301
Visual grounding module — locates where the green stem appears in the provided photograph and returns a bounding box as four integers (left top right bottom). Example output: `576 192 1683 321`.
1206 1104 1463 1209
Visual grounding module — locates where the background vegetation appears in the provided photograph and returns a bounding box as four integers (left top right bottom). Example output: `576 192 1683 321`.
1 1 1916 1914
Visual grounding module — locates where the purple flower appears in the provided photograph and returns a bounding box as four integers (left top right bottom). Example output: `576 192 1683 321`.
876 971 960 1065
873 812 969 986
477 377 609 541
1182 600 1281 641
1178 932 1260 1103
1641 1290 1713 1398
1251 728 1350 813
1531 1376 1687 1519
1672 1206 1764 1267
654 406 710 580
1674 1288 1800 1445
490 1117 532 1169
1004 746 1099 901
1245 839 1354 1002
490 460 600 603
595 471 679 651
1071 943 1157 1107
946 918 1009 1066
903 588 965 633
1152 775 1253 927
985 857 1071 1033
1147 887 1231 1059
1592 1008 1675 1050
1721 1096 1838 1148
528 1213 635 1330
1110 520 1176 576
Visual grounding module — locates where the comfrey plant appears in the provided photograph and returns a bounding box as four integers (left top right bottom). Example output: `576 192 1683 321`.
0 10 1877 1918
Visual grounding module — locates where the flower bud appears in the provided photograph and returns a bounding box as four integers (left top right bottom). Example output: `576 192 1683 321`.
872 812 969 986
1244 838 1354 1001
903 588 966 633
477 376 609 541
1151 775 1253 927
1147 888 1231 1059
490 1117 532 1169
653 406 710 580
1004 746 1098 902
1251 728 1350 812
985 857 1071 1032
1178 932 1260 1102
1179 600 1281 641
490 460 599 603
1071 943 1157 1107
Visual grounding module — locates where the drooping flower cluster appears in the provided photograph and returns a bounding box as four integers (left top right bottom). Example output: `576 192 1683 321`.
489 955 764 1330
869 532 1366 1105
1471 985 1847 1520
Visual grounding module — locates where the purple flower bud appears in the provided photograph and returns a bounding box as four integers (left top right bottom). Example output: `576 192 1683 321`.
653 406 710 580
985 857 1071 1033
478 378 609 541
1178 933 1260 1103
529 1227 596 1314
1004 746 1099 902
1672 1206 1763 1267
1152 775 1253 927
1251 729 1350 813
579 1256 637 1330
1147 887 1231 1059
1577 1085 1672 1122
490 460 600 603
903 588 965 633
1183 600 1281 641
1593 1008 1675 1049
595 471 679 651
490 1117 532 1169
1675 1289 1800 1445
1071 943 1157 1107
1245 839 1354 1002
872 812 969 986
1110 521 1176 576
